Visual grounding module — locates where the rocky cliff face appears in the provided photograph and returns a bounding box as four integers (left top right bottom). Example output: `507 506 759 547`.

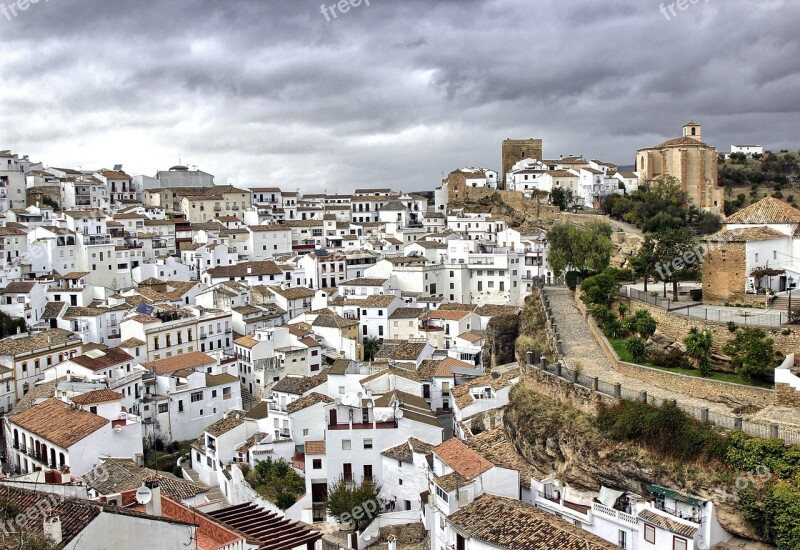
503 382 755 539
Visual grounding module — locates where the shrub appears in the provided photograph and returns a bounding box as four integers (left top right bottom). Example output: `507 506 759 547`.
723 327 776 380
596 400 728 462
581 272 621 307
648 348 692 370
603 317 624 340
625 309 657 338
625 336 647 363
727 321 738 333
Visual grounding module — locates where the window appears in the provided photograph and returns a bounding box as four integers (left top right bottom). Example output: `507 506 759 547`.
158 403 168 413
644 524 655 544
435 485 449 502
212 390 217 398
342 440 351 450
673 537 687 550
363 438 373 449
178 400 184 412
618 530 627 549
312 459 322 469
191 391 203 403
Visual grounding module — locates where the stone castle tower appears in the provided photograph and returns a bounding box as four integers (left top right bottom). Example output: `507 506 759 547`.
501 138 543 188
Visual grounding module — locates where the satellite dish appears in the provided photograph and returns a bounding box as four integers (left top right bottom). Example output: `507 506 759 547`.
357 392 363 399
491 372 501 379
395 409 404 419
135 486 152 505
334 398 341 406
114 425 122 434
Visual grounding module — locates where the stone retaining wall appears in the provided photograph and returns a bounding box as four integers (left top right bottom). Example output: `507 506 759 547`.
575 292 775 408
625 297 800 356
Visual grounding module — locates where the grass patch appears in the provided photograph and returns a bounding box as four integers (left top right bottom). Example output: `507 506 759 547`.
597 400 728 462
609 339 772 388
144 440 193 475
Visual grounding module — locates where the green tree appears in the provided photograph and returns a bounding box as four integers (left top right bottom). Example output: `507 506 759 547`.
0 312 26 339
580 272 621 307
546 221 613 277
684 327 713 377
627 235 658 292
325 477 383 530
550 187 573 211
653 227 699 301
362 337 381 362
247 457 305 510
722 328 776 380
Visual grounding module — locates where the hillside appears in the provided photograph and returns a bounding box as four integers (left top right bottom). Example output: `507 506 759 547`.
720 150 800 214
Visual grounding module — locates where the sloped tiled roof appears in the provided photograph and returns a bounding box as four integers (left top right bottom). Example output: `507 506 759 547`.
84 458 208 500
145 351 216 375
448 495 616 549
287 392 334 414
432 438 493 481
704 226 787 242
638 509 699 538
10 398 108 448
71 389 125 405
725 196 800 224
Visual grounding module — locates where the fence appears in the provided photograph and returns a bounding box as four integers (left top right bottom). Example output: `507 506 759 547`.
621 286 673 309
525 353 800 447
670 305 786 328
620 286 788 328
538 290 562 358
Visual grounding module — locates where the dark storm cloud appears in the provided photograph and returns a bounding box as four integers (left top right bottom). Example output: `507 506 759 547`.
0 0 797 190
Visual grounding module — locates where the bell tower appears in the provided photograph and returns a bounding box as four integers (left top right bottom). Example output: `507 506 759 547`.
683 122 702 141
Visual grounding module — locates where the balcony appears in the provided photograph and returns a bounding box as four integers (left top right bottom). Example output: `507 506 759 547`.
269 403 288 413
327 420 397 430
592 502 638 525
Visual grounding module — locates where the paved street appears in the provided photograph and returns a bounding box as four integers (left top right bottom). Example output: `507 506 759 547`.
542 288 747 413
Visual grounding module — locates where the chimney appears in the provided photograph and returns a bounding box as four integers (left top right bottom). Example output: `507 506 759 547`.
43 516 62 545
247 265 252 275
145 477 162 517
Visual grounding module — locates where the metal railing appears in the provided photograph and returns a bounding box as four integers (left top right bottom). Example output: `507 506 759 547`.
527 356 800 446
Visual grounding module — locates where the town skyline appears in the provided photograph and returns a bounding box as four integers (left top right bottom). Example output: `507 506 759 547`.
1 0 798 192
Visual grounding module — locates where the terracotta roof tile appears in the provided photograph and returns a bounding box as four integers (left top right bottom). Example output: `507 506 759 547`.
72 389 125 405
10 398 108 448
725 196 800 224
432 438 493 481
305 440 326 455
448 495 616 549
144 351 216 375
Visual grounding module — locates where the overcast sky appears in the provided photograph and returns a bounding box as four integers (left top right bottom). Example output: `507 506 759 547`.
1 0 797 192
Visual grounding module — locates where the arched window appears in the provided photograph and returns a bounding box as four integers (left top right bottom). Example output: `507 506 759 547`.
691 127 696 136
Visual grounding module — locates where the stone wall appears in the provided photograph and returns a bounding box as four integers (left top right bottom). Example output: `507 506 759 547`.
775 384 800 407
576 293 775 408
522 365 610 416
626 297 800 356
702 241 750 305
501 138 543 182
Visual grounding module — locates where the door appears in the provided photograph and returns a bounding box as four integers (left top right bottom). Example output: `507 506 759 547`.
343 463 352 482
363 464 373 482
330 409 337 427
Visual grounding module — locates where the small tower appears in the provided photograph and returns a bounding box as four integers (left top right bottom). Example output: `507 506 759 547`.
683 122 702 141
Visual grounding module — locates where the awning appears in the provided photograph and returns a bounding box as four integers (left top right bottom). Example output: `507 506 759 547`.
598 486 624 508
648 485 703 507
